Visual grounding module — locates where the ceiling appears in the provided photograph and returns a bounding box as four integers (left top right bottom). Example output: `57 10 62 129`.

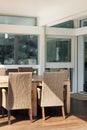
0 0 87 26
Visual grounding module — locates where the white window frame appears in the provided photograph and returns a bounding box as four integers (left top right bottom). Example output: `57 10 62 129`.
46 35 74 69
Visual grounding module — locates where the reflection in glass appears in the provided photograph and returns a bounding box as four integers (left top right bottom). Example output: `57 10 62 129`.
0 15 36 26
52 20 74 28
46 38 71 62
0 34 38 65
80 18 87 27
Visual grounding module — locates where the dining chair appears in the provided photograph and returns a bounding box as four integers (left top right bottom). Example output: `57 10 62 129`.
50 68 59 72
0 67 6 75
59 69 69 78
50 68 69 81
6 68 18 75
1 72 32 124
0 67 6 116
18 67 32 72
0 89 2 114
38 72 67 120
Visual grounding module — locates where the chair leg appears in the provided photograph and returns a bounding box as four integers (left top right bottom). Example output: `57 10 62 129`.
62 106 65 119
1 107 4 117
29 109 32 122
8 110 11 125
42 107 45 120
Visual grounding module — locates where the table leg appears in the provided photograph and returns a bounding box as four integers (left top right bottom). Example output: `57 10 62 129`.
66 81 70 113
32 82 38 117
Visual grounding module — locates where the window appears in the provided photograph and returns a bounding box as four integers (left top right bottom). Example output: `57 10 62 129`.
0 34 38 65
46 38 71 62
51 20 74 28
80 18 87 27
0 15 37 26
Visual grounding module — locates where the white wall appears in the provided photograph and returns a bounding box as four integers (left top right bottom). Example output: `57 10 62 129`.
0 0 87 27
39 0 87 26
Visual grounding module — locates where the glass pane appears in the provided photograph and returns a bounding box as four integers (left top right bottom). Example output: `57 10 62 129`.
80 18 87 27
46 38 71 62
0 34 38 65
51 20 74 28
0 34 14 64
0 15 36 26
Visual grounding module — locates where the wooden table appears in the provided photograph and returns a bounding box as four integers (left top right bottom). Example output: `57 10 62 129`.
0 75 70 117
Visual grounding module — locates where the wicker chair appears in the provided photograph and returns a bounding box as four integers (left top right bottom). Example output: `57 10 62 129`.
0 67 6 115
50 68 59 72
39 72 66 120
0 89 2 114
50 68 69 80
2 72 32 124
0 67 6 75
18 67 32 72
59 69 69 78
6 68 18 75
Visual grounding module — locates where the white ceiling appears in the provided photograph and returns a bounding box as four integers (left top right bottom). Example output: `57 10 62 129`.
0 0 87 26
